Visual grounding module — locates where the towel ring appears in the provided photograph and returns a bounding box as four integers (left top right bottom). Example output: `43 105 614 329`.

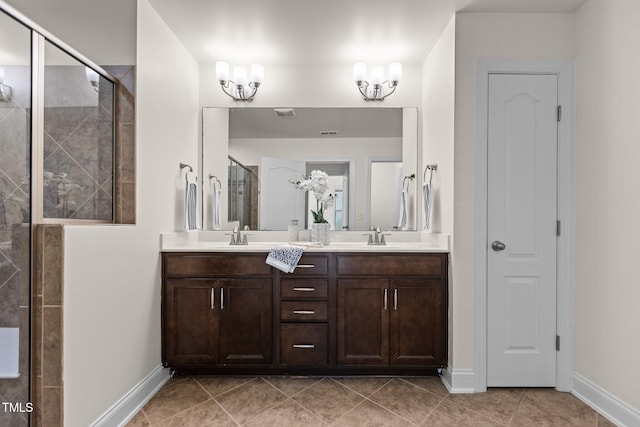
423 164 438 186
403 174 415 191
209 173 222 190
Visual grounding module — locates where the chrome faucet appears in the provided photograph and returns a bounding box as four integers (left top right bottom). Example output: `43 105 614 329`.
364 226 390 246
227 225 251 245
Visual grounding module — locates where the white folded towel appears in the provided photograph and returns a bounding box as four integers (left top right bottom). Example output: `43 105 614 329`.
397 189 408 230
212 187 222 230
266 245 304 273
185 174 199 230
423 182 431 230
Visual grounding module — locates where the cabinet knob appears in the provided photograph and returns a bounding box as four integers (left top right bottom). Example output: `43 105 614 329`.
491 240 506 251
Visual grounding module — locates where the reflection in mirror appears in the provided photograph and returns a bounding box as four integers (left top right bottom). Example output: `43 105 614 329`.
202 107 418 231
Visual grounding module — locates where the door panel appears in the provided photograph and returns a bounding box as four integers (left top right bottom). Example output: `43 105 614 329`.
218 278 273 365
390 279 445 366
337 279 388 365
259 157 306 230
164 279 218 365
487 73 558 387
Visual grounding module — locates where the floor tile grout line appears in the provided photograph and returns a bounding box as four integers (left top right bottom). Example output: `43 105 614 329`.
334 377 393 399
288 379 353 426
443 395 511 426
239 396 325 427
211 377 258 399
263 376 322 399
365 396 422 426
139 408 152 426
417 393 448 426
233 378 290 425
211 395 242 427
506 388 527 426
397 377 449 400
142 378 208 425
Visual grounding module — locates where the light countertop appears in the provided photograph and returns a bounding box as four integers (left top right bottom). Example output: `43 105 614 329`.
161 231 449 253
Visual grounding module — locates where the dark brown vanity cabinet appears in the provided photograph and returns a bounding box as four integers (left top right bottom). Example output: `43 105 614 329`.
162 253 273 370
162 251 447 374
278 254 331 368
336 254 447 368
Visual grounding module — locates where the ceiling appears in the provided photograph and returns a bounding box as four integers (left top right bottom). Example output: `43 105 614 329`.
148 0 587 65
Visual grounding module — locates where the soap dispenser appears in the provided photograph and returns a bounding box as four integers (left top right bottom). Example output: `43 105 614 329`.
288 219 299 242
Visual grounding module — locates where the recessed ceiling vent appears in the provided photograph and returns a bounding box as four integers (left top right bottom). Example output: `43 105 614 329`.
273 108 296 117
319 130 338 136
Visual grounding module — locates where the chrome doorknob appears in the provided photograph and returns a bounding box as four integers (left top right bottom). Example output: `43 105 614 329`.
491 240 506 251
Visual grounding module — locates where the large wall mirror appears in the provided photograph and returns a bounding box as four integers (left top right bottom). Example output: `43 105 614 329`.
202 107 418 232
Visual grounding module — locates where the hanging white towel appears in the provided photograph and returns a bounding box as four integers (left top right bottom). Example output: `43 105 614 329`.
397 189 408 230
266 245 304 273
185 174 199 230
423 182 432 230
212 186 222 230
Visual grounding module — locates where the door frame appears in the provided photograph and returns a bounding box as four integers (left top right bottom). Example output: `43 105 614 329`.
474 60 574 392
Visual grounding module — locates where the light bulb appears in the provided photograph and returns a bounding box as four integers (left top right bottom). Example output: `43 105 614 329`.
215 61 229 82
233 67 247 86
370 66 384 85
388 62 402 83
353 62 366 82
250 64 264 84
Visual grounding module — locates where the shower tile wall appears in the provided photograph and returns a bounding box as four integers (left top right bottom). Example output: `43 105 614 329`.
104 65 136 224
0 64 31 427
43 65 114 220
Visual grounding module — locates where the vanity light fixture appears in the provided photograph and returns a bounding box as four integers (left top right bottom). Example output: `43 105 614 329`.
353 62 401 101
0 66 13 102
85 66 99 93
216 61 264 101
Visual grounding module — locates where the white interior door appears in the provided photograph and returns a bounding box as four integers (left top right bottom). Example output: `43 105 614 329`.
259 157 306 230
487 74 558 387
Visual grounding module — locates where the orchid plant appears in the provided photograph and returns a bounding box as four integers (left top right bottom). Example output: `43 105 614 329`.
291 170 336 224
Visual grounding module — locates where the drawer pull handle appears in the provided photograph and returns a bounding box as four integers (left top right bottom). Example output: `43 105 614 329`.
210 288 215 310
220 287 224 310
293 310 315 315
292 344 315 349
384 288 388 311
293 287 316 292
296 264 315 268
394 288 398 311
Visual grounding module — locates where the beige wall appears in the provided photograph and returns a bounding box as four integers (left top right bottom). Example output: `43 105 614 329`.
422 15 456 363
453 13 575 370
62 0 200 425
574 0 640 411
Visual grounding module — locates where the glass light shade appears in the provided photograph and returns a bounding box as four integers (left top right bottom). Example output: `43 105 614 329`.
216 61 229 81
370 66 384 85
0 66 5 84
233 67 247 86
388 62 402 82
353 62 366 82
250 64 264 84
85 67 99 85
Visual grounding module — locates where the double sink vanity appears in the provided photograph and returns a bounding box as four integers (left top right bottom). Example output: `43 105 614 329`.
160 231 449 376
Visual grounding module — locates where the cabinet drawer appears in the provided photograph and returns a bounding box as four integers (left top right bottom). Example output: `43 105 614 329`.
280 324 328 367
291 255 329 275
336 254 444 277
164 253 271 277
281 279 328 299
281 301 328 321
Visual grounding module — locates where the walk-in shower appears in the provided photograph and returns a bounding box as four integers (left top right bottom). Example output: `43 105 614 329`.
0 2 116 425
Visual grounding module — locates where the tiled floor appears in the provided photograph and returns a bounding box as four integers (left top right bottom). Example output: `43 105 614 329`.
126 376 617 426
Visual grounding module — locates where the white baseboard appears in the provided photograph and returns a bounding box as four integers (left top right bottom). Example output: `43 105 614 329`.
441 368 476 393
572 373 640 427
91 365 171 427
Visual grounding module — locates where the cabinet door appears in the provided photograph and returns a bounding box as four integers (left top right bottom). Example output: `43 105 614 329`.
163 279 218 366
337 279 388 366
218 278 273 365
389 279 446 366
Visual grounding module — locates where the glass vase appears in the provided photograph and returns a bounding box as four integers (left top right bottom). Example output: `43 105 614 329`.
311 222 331 245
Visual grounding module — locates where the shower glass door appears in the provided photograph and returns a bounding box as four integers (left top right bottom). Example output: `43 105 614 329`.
0 9 32 427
